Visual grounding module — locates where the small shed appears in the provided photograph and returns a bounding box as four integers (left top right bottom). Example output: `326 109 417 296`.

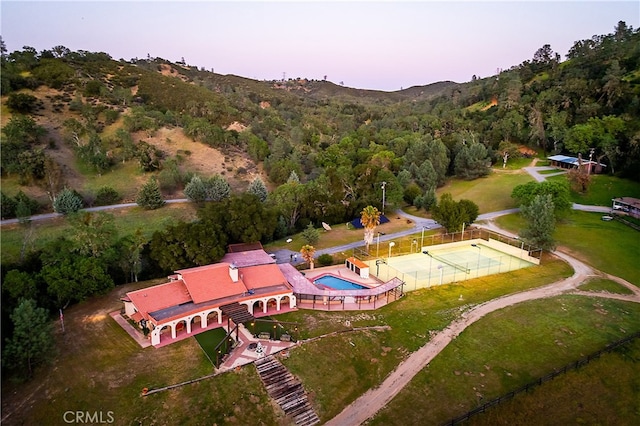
345 257 370 279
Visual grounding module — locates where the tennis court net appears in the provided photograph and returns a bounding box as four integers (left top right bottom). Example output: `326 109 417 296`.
423 250 470 274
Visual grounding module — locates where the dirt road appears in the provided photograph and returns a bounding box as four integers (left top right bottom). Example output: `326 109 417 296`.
326 248 640 425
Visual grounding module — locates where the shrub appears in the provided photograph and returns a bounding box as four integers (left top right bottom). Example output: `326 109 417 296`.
1 192 17 218
184 176 207 203
53 188 83 214
301 223 320 245
136 177 165 210
317 253 333 267
6 93 39 114
104 109 120 125
94 187 121 206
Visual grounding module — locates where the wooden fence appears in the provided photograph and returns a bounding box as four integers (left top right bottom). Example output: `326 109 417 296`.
442 331 640 425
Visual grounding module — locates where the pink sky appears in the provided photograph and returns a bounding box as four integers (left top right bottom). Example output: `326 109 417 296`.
2 1 639 91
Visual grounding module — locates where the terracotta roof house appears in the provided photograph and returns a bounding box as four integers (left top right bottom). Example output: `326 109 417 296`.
122 247 296 347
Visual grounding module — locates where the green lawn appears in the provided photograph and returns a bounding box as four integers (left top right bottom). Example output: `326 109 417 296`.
370 296 640 425
437 171 534 214
548 173 640 206
578 277 635 294
467 338 640 425
80 161 149 202
495 210 640 286
263 214 415 253
498 156 537 170
194 328 229 364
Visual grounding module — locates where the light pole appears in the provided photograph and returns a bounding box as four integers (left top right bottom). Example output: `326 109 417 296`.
471 244 481 277
421 226 429 249
388 241 395 260
381 181 387 215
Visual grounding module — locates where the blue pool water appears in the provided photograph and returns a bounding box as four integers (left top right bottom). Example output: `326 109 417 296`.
314 275 367 290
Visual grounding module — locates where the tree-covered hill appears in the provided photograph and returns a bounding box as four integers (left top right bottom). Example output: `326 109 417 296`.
1 21 639 223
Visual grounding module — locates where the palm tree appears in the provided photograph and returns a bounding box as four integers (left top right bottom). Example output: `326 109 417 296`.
360 205 381 253
300 245 316 270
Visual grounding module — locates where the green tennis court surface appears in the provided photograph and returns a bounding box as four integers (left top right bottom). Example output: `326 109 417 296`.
369 239 537 291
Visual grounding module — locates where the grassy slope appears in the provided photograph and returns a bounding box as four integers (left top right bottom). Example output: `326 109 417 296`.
549 173 640 206
371 296 640 425
437 170 534 214
496 210 640 286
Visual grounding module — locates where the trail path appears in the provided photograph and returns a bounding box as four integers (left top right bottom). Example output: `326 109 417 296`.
326 237 640 426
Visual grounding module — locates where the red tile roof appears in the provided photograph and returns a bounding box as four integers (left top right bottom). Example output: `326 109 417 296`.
346 257 369 269
126 250 295 326
126 280 191 321
177 263 248 304
241 264 290 290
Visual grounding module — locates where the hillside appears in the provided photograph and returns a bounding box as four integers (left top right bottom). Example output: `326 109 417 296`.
2 21 638 221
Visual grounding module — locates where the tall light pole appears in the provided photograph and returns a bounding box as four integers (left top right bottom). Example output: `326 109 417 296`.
388 241 395 260
471 244 481 277
381 181 387 215
421 226 428 249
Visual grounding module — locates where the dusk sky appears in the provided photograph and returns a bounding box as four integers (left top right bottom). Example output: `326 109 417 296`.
2 1 639 91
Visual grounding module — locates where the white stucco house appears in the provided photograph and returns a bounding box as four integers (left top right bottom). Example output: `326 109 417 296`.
122 245 296 347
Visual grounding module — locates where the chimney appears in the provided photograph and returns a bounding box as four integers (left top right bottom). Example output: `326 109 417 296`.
229 263 239 282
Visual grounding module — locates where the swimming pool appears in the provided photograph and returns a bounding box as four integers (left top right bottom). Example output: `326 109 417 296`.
314 275 368 290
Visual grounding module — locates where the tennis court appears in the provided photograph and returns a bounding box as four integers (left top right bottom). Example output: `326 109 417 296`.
368 238 539 291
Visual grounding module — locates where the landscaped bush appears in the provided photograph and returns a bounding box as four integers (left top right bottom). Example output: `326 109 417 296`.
317 253 333 267
94 186 121 206
53 188 84 214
